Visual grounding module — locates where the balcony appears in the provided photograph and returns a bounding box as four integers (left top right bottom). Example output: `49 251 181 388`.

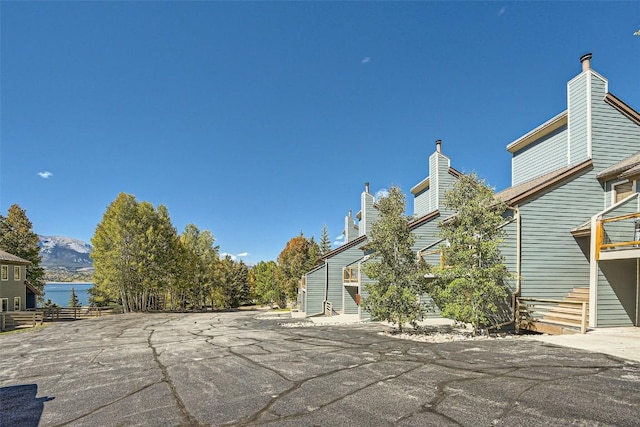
596 212 640 260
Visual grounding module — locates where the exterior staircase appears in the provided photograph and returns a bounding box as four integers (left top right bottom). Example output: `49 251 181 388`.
517 287 590 335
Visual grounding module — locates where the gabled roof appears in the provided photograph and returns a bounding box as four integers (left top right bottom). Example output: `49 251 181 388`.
0 250 30 265
596 152 640 180
604 92 640 126
496 159 593 205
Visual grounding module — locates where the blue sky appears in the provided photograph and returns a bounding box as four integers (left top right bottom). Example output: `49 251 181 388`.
1 2 639 264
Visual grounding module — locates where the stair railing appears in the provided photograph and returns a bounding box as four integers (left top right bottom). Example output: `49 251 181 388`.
516 297 588 334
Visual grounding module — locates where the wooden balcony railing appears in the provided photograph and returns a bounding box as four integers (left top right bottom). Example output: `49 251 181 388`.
596 212 640 260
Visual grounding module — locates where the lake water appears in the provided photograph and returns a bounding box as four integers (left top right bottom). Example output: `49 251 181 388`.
44 283 93 307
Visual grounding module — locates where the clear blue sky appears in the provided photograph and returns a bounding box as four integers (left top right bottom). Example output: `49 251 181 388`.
1 2 638 264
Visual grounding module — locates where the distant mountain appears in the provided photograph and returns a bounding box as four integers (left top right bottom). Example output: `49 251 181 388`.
38 236 93 270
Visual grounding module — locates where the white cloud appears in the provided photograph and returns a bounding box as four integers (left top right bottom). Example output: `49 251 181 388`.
333 241 344 246
498 7 506 16
220 252 248 260
38 171 53 179
361 57 371 64
335 234 344 241
375 188 389 201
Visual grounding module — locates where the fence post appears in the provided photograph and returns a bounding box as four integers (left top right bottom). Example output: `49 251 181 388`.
581 302 587 334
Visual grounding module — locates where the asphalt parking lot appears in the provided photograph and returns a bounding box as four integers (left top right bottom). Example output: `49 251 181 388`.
1 311 639 426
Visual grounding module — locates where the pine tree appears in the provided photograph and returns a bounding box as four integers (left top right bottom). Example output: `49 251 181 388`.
361 187 429 332
217 257 249 309
251 261 281 307
0 204 46 297
319 225 332 256
429 173 511 335
68 287 80 307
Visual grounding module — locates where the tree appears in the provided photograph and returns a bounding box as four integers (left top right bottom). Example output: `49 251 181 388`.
43 298 59 308
361 187 429 332
251 261 282 307
215 256 250 309
319 225 332 256
68 287 80 307
429 173 511 335
0 204 46 297
178 224 220 310
91 193 180 312
276 234 320 304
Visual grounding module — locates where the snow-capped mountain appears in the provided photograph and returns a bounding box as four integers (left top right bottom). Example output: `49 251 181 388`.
38 236 93 270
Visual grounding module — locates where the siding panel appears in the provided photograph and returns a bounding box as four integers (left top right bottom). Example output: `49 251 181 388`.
305 267 326 316
517 168 598 301
568 73 589 164
414 188 431 217
512 126 568 186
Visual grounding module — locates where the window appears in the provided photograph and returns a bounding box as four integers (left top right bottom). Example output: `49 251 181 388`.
14 297 21 311
0 298 7 312
14 266 21 281
1 265 7 281
612 180 634 204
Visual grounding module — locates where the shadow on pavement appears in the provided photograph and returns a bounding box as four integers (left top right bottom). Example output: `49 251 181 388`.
0 384 54 427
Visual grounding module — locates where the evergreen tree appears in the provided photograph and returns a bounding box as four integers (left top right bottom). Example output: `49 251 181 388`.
429 173 511 335
319 225 332 256
231 260 251 307
251 261 282 307
68 287 80 307
361 187 429 332
216 255 245 309
0 204 46 297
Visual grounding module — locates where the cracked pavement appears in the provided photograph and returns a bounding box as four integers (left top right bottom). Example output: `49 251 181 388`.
1 311 639 426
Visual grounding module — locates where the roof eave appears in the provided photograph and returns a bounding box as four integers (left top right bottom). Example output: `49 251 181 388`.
408 210 440 229
507 159 593 206
604 92 640 126
506 111 568 153
320 235 367 260
410 177 430 195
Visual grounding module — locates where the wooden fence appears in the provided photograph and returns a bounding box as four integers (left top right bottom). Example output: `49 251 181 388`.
1 306 121 332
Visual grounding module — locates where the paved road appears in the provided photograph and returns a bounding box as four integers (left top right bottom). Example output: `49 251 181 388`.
1 311 639 426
